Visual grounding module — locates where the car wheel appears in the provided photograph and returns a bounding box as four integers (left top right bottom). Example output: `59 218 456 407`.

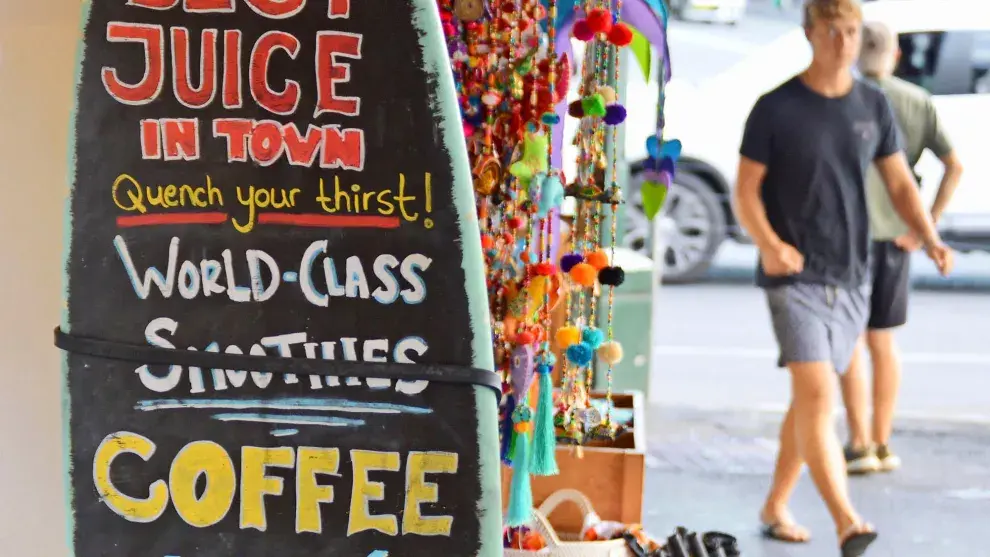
621 170 727 284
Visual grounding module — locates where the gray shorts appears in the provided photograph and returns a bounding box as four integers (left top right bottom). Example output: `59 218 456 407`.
765 282 870 374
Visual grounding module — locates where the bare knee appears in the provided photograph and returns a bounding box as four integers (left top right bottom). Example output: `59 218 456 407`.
788 361 836 413
866 329 896 356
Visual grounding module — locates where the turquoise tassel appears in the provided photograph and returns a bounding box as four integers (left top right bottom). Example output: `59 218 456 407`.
530 367 559 475
505 430 533 527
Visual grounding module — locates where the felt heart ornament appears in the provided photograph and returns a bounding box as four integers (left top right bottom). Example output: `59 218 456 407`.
659 155 676 176
659 138 682 162
645 135 660 159
641 178 669 220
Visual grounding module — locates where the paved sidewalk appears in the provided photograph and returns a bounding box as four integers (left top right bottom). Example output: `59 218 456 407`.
641 406 990 556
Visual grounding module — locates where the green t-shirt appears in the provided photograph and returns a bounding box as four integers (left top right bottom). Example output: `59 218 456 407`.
865 76 954 240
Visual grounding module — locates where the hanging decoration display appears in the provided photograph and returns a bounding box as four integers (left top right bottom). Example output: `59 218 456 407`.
438 0 672 538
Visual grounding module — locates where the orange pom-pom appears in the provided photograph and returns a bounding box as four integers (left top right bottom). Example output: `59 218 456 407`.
513 421 532 434
481 235 495 249
585 250 609 270
585 8 613 34
515 331 536 345
608 22 634 46
569 262 597 286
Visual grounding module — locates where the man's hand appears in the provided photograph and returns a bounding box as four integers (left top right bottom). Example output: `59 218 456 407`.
893 233 922 252
924 241 954 276
761 242 804 276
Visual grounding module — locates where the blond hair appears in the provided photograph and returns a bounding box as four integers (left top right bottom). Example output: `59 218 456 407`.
802 0 863 28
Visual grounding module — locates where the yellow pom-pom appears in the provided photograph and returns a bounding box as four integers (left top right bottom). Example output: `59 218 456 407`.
555 326 581 349
597 341 624 365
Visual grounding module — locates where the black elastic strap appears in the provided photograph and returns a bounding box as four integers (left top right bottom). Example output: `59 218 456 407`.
54 327 502 398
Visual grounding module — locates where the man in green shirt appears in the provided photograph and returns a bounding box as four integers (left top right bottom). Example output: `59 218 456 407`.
841 20 964 474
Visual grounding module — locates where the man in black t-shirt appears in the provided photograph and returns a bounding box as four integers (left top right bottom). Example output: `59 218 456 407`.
732 1 953 555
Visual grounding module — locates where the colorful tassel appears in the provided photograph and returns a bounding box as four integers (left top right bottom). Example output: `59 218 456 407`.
530 365 559 476
505 429 533 526
500 394 516 463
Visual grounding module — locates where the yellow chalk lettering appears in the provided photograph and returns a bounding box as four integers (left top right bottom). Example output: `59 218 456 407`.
179 184 206 207
347 450 400 536
162 184 178 207
316 178 335 213
403 452 457 535
112 174 147 213
92 431 168 523
334 176 351 212
395 173 418 222
206 175 223 205
240 446 294 531
255 187 271 208
295 447 341 534
289 187 301 206
233 186 256 233
169 441 236 528
376 189 395 215
272 188 294 209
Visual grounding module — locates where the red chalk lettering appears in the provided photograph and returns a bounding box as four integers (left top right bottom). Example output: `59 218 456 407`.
185 0 235 11
140 119 162 159
222 30 243 108
245 0 306 19
328 0 351 18
248 120 285 166
171 27 218 109
126 0 179 8
314 31 362 118
161 118 201 161
283 124 324 167
321 126 364 171
250 31 302 116
213 118 252 162
102 23 165 106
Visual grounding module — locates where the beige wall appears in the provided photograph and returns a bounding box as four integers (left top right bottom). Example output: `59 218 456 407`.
0 2 80 555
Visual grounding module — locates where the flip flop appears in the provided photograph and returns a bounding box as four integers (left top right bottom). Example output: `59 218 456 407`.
840 525 878 557
761 521 811 544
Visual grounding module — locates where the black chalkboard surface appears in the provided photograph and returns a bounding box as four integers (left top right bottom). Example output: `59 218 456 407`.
59 1 499 556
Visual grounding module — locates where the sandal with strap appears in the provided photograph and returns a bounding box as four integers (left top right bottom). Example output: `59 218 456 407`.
840 523 878 557
761 521 811 544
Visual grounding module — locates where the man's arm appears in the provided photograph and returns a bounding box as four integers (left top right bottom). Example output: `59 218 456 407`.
875 152 940 247
923 96 963 223
930 151 963 223
733 157 782 252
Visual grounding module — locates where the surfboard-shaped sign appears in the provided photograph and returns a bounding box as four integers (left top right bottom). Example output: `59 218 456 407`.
57 2 499 556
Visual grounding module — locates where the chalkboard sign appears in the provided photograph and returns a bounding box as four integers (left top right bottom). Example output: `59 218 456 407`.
58 1 499 556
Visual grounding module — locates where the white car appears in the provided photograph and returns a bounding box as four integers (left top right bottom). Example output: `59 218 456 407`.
668 0 747 25
621 0 990 282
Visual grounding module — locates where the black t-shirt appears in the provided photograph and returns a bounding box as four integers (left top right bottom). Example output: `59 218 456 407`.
740 76 903 289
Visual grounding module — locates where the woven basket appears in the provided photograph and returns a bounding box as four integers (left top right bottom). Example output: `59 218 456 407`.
504 489 634 557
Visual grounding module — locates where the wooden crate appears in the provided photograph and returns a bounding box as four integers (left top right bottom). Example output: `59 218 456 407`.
501 391 646 534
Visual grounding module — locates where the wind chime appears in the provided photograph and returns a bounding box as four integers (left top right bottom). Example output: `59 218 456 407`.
439 0 632 532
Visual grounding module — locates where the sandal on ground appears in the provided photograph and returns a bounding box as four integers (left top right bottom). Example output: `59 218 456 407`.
840 523 878 557
761 521 811 543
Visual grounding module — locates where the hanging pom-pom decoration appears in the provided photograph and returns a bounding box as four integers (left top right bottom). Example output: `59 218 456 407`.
567 100 586 119
604 104 627 126
580 94 607 118
585 8 613 35
565 342 594 367
560 252 584 272
506 404 534 527
572 19 594 42
585 250 609 270
554 325 581 349
582 327 606 349
598 266 625 286
607 22 634 47
596 85 617 104
569 262 598 287
530 363 559 476
597 341 624 365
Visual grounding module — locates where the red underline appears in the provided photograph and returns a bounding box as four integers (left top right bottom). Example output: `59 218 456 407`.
117 212 229 227
258 213 401 229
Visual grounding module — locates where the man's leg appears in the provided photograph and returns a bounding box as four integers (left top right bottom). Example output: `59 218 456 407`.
840 339 880 474
867 329 902 469
760 405 810 541
789 361 864 538
863 241 911 471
